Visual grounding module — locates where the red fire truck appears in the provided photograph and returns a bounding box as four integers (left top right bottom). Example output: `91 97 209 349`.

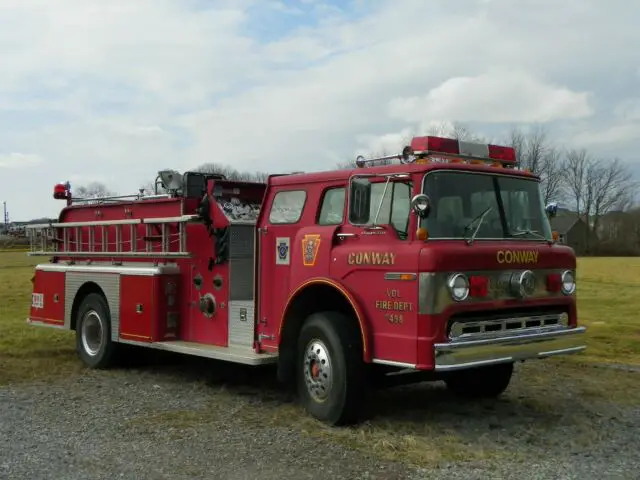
26 135 586 425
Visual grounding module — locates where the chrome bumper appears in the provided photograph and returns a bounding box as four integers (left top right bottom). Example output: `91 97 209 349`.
433 326 587 371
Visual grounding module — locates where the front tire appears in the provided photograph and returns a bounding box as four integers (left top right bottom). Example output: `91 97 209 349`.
75 292 117 369
296 311 366 426
444 362 514 399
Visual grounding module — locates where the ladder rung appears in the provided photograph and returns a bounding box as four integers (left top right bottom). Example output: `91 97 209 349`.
27 215 196 258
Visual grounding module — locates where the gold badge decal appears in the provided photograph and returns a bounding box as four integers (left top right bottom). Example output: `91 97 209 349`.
302 234 321 266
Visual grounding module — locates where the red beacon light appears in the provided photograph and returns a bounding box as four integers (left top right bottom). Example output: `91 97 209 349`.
355 135 518 169
53 181 71 202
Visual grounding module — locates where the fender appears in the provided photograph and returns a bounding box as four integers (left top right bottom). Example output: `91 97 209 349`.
279 276 372 362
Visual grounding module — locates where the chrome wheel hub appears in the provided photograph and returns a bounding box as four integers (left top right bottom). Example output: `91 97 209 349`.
81 310 103 356
303 339 332 402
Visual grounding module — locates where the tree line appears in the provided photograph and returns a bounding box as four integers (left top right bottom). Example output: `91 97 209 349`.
72 122 640 256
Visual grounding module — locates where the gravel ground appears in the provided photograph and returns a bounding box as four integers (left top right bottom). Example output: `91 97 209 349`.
0 358 638 480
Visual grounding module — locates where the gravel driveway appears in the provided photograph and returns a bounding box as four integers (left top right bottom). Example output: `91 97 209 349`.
1 356 638 480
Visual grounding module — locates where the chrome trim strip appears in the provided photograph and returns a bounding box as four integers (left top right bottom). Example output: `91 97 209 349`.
25 214 199 229
433 326 587 371
372 358 416 369
36 263 181 276
26 318 67 329
117 339 278 366
384 272 417 281
29 251 192 258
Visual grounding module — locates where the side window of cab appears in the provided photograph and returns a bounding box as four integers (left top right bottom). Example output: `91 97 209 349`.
268 190 307 224
348 177 412 240
317 187 346 225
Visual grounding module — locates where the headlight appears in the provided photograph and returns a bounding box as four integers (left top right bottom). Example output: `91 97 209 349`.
447 273 469 301
561 270 576 295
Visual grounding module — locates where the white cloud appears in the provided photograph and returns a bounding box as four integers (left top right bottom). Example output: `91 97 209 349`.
572 123 640 147
614 99 640 122
387 71 593 124
0 153 42 169
0 0 639 219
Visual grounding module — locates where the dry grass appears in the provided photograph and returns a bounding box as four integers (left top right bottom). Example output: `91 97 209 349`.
0 252 85 384
1 251 639 466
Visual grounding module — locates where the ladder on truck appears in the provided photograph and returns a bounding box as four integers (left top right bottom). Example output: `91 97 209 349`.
26 214 199 258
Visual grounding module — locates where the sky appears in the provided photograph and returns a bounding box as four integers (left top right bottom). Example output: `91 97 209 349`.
1 0 638 221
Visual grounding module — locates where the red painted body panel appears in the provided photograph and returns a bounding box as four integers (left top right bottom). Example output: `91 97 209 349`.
330 232 422 365
119 275 156 342
269 161 538 187
155 274 181 341
418 241 576 271
30 270 65 325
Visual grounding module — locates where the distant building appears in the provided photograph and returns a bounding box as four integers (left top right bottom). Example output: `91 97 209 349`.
549 214 593 254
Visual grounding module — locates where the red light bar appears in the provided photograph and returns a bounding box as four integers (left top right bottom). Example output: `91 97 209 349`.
409 136 516 165
410 136 459 155
355 136 518 168
488 144 516 163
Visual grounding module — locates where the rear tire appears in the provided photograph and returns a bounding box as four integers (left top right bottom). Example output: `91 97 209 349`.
75 292 117 369
444 362 514 399
296 311 366 425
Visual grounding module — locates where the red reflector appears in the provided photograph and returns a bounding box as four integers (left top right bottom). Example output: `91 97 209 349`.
488 145 516 163
546 273 561 292
469 275 488 297
410 136 460 155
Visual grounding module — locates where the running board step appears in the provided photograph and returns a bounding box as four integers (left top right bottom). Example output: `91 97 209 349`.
149 340 278 365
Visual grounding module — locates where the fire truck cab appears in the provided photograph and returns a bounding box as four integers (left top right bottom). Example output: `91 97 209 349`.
26 135 586 425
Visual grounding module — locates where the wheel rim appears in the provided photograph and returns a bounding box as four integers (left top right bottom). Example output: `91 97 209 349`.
81 310 103 357
303 339 333 402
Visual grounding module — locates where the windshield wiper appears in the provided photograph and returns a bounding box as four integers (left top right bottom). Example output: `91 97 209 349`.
510 228 547 241
463 206 493 245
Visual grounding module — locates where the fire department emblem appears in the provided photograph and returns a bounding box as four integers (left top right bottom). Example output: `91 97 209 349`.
302 234 321 266
275 237 290 265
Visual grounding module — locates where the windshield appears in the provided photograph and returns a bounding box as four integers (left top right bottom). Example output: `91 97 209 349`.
420 170 553 241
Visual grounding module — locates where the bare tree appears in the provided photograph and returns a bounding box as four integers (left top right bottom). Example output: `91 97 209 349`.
562 149 636 251
193 163 270 182
428 121 485 142
505 125 551 174
538 147 566 204
588 158 636 236
74 182 115 199
562 148 590 216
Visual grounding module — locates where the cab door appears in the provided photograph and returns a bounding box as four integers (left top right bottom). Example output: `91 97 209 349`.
256 188 308 348
330 175 420 365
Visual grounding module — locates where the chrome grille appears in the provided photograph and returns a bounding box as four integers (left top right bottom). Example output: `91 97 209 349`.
449 313 569 342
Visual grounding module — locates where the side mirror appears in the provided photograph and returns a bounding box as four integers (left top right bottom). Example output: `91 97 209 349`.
348 177 372 224
411 194 431 218
545 202 558 218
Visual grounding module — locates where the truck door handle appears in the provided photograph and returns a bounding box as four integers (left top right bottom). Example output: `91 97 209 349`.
336 233 357 238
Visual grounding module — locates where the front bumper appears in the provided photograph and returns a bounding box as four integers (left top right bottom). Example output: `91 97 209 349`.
433 326 587 371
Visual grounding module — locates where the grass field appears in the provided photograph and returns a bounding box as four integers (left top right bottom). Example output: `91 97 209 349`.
1 251 639 466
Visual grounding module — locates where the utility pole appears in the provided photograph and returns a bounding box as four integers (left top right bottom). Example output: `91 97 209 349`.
3 201 8 232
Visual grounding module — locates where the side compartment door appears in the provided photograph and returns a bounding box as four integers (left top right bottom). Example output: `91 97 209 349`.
257 188 307 348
